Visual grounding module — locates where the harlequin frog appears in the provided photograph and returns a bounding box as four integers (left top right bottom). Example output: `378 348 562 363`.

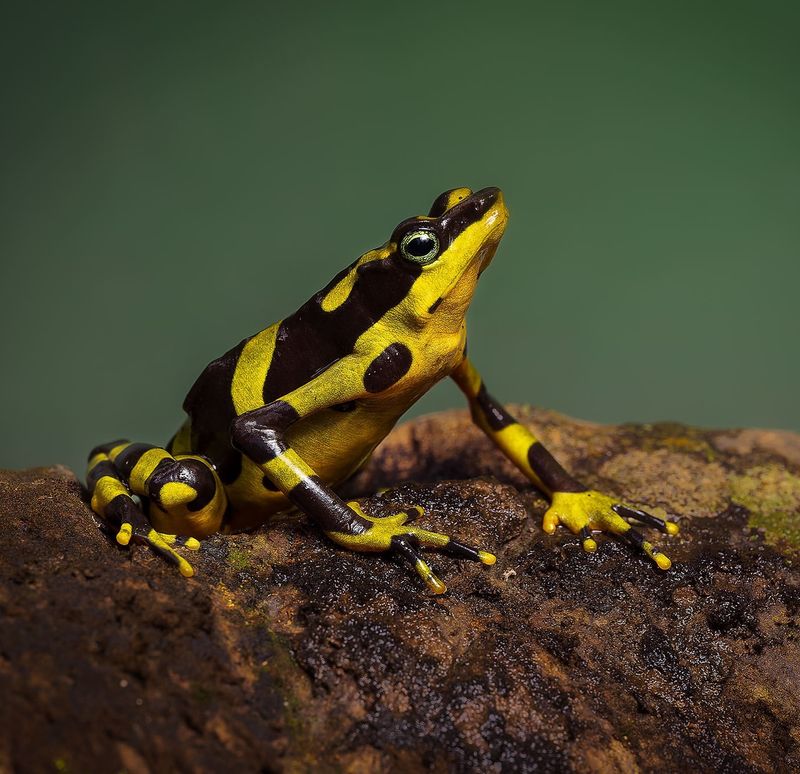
87 187 678 591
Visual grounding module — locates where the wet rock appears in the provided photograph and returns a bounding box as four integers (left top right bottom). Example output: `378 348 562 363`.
1 408 799 772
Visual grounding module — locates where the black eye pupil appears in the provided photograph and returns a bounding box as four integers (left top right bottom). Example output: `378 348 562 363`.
407 235 434 257
400 230 439 264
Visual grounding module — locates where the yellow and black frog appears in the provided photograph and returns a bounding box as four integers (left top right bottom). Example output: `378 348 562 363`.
87 187 678 592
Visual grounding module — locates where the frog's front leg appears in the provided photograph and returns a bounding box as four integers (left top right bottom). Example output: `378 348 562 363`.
451 357 679 569
230 358 495 594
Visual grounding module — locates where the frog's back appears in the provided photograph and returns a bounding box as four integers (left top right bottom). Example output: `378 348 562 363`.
171 256 426 526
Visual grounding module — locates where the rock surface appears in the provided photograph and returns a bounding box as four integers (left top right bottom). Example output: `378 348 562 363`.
1 407 799 773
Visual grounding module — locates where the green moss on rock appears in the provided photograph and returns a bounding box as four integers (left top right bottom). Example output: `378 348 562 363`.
730 465 800 551
227 546 250 570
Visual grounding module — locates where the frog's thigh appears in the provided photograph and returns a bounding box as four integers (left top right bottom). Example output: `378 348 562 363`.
91 441 226 538
148 454 228 538
87 441 215 576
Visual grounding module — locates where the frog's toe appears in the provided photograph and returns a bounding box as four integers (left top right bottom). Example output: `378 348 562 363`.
612 503 680 536
578 526 598 552
408 527 497 566
617 525 673 570
330 503 497 593
389 531 496 594
155 533 202 551
595 507 674 570
548 491 677 571
110 516 196 577
542 509 561 535
391 534 448 594
105 504 197 577
128 527 197 577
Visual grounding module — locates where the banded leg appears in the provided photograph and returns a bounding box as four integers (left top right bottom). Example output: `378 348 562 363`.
86 441 226 576
451 357 678 569
230 357 495 593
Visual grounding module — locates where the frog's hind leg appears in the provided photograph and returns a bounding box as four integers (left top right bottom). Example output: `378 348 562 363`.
86 441 226 577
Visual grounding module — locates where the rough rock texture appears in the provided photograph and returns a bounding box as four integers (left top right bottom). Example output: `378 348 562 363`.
1 407 799 773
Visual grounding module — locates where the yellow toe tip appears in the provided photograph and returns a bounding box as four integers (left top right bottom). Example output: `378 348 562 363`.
116 525 132 546
427 575 447 595
184 537 201 550
582 538 598 553
478 551 497 566
179 562 195 578
416 558 447 594
655 554 672 571
665 522 680 536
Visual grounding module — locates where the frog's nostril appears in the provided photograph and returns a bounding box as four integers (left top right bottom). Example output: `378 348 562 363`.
428 187 474 217
473 187 501 211
466 187 501 221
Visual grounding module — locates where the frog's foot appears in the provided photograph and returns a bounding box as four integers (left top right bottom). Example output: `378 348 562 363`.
325 502 496 594
543 490 679 570
103 499 200 578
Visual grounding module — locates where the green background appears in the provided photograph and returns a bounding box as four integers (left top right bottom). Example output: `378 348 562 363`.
2 1 799 475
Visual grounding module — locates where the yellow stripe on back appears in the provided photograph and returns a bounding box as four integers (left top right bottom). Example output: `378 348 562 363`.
231 325 279 414
320 247 391 312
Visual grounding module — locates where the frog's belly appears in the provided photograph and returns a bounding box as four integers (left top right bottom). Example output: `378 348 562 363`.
221 399 406 532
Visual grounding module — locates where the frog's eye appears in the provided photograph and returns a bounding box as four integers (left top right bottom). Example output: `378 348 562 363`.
400 230 440 265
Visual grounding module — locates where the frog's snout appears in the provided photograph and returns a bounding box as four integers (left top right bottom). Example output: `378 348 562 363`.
470 187 507 233
456 187 503 223
438 186 506 234
473 186 502 211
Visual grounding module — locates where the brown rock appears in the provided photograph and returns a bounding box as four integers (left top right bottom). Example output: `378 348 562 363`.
1 408 799 772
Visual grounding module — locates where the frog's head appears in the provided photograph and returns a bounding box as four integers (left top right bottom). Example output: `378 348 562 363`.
316 187 507 331
389 186 508 321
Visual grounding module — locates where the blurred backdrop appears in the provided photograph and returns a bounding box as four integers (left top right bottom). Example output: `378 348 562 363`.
1 1 798 473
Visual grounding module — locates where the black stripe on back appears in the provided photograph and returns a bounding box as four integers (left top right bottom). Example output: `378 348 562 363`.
183 337 250 484
263 256 421 403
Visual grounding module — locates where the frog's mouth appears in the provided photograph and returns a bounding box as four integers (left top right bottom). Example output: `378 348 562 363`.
477 238 501 276
440 225 506 302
